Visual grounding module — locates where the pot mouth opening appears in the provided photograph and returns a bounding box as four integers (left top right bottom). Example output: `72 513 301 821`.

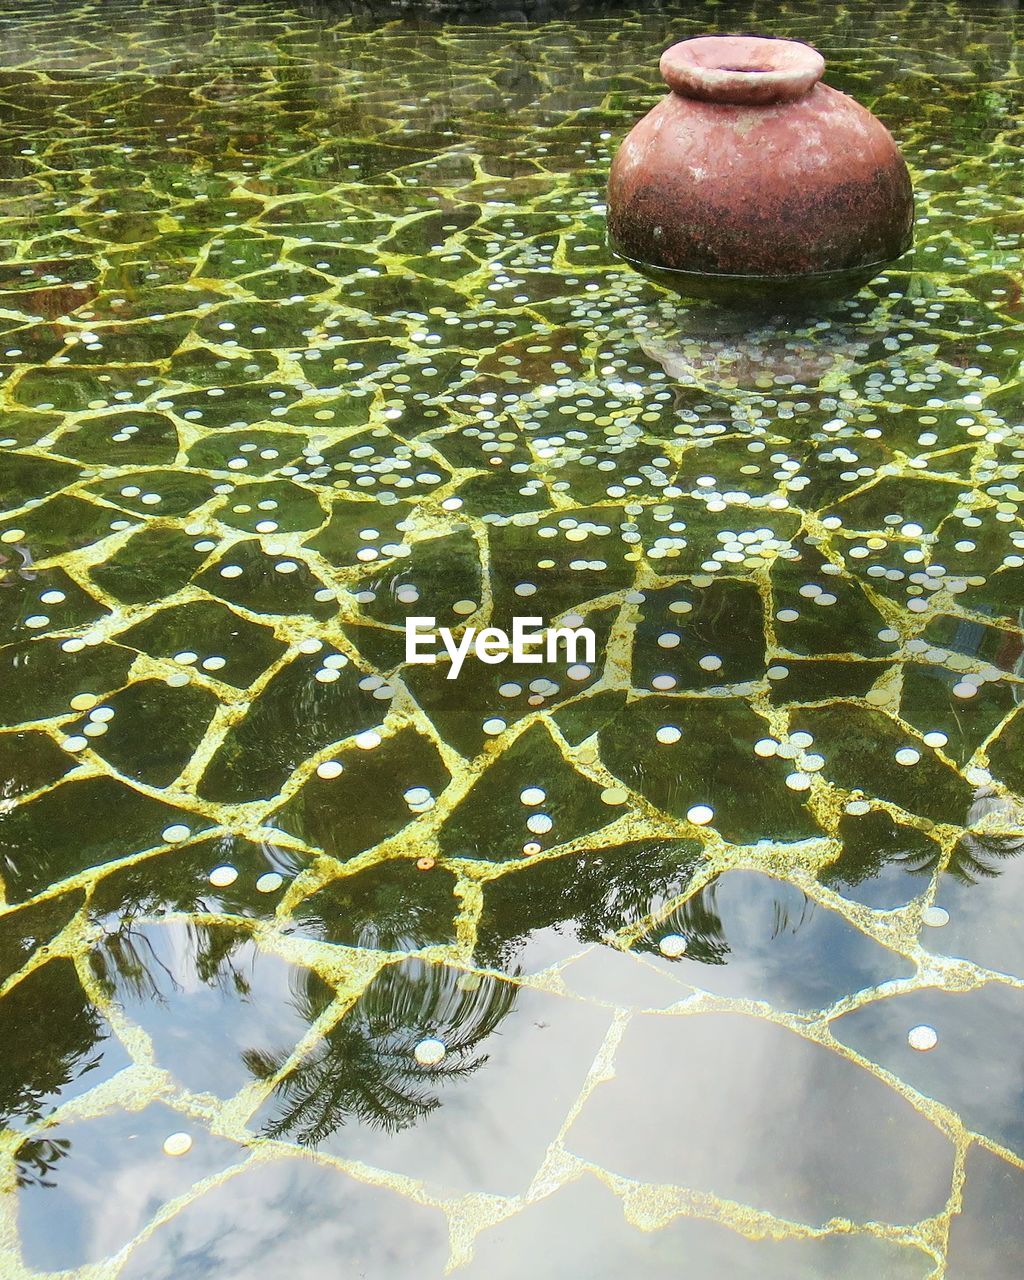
660 35 825 105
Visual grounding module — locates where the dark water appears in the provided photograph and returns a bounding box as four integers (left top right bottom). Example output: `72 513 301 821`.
0 0 1023 1276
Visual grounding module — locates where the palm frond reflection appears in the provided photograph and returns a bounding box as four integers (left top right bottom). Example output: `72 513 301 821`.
249 959 518 1145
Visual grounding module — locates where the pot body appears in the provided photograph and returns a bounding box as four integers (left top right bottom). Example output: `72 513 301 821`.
607 35 914 306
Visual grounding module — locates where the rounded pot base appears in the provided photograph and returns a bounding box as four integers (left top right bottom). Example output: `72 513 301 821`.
611 246 907 312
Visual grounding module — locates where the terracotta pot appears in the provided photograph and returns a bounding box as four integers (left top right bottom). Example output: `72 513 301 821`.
607 35 914 308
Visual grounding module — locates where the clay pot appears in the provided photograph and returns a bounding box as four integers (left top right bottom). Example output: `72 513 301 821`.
607 35 914 309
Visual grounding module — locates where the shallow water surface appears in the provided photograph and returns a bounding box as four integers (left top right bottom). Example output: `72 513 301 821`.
1 0 1024 1276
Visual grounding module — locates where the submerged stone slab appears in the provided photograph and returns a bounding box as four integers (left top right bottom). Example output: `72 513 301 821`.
638 870 913 1011
0 776 199 901
567 1011 954 1226
0 958 131 1131
822 807 940 909
0 892 83 984
438 722 612 862
117 1156 450 1280
88 833 310 924
292 859 461 951
599 698 823 844
17 1103 243 1272
462 1175 931 1280
270 726 451 861
947 1147 1024 1277
252 959 611 1197
474 837 704 970
0 0 1021 1273
932 811 1024 977
831 983 1024 1157
96 921 318 1099
559 944 693 1010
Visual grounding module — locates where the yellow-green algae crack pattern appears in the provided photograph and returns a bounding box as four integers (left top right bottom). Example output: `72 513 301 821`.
2 0 1024 1278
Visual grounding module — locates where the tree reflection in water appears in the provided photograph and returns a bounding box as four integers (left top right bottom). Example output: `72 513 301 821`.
475 837 707 968
90 917 255 1005
0 961 103 1187
7 777 1024 1175
247 959 518 1145
950 787 1024 883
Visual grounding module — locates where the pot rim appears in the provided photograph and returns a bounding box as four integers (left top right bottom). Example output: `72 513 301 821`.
660 35 825 105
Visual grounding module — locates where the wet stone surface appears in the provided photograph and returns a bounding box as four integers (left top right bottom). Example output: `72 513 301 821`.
639 869 916 1011
115 1156 452 1280
16 1103 244 1272
0 0 1024 1275
831 982 1024 1159
459 1176 934 1280
250 960 613 1198
566 1011 956 1227
946 1147 1024 1280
